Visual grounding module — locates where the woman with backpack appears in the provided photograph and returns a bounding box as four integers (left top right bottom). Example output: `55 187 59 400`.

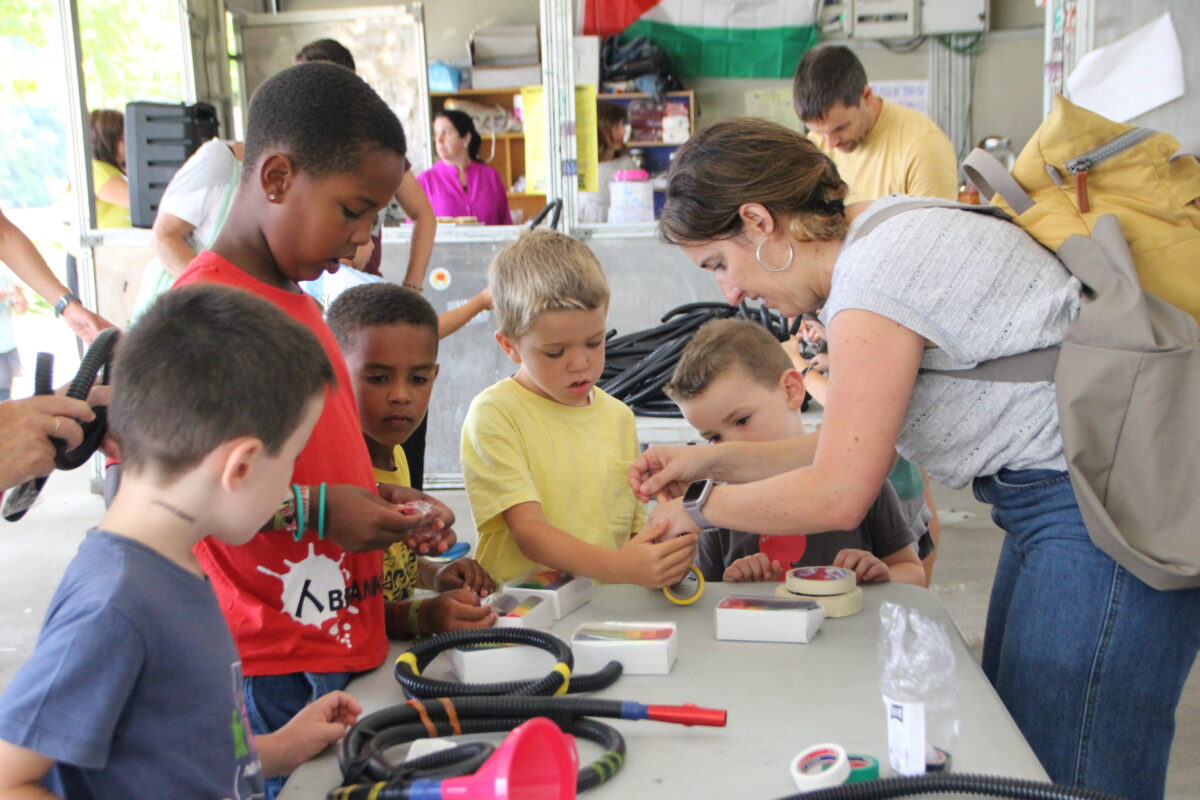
629 117 1200 800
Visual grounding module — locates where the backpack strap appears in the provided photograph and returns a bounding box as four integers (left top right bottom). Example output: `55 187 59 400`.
846 195 1060 384
921 346 1059 383
962 148 1036 214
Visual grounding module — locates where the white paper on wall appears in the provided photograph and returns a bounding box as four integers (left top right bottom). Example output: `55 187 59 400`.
1066 12 1184 123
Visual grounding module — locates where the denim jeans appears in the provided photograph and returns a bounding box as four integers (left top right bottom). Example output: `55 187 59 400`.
974 468 1200 800
243 671 353 800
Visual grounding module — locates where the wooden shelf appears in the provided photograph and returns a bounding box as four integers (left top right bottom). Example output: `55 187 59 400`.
432 87 532 97
597 91 693 100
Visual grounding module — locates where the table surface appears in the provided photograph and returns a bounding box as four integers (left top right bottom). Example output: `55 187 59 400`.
280 582 1045 799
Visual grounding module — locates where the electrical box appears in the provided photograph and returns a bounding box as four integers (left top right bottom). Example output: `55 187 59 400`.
846 0 919 40
124 101 218 229
920 0 988 35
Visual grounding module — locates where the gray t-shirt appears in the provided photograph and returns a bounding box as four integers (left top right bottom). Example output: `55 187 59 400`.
0 530 265 800
820 196 1081 488
696 480 915 581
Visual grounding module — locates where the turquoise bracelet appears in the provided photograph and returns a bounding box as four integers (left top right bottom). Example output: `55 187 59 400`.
292 484 305 542
317 482 327 540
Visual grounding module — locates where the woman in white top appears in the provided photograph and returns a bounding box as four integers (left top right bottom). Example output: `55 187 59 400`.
628 118 1200 800
578 102 635 223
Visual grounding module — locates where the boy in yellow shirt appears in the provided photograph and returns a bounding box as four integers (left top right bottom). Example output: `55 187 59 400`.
328 283 497 636
461 230 696 586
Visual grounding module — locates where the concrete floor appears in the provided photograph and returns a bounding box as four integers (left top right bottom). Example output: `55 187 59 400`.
1 466 1196 797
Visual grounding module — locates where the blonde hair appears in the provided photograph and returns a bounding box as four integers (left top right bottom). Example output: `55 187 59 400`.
665 318 793 402
489 229 610 338
658 117 849 246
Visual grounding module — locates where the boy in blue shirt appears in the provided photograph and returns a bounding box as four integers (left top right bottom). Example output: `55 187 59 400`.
0 285 360 799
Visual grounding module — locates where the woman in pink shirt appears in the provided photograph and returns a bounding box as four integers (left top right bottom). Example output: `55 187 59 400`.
418 110 513 226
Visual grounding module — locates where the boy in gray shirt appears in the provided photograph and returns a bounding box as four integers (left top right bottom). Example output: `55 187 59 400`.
665 319 923 585
0 286 360 799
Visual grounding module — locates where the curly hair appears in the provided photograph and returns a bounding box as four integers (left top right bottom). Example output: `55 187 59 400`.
327 282 438 351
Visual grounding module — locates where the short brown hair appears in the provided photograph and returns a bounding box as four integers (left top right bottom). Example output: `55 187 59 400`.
658 117 848 247
792 45 868 122
665 318 793 402
489 229 609 338
110 284 335 481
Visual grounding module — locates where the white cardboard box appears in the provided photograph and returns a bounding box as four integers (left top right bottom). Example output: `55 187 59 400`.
502 569 592 619
571 621 678 675
574 35 601 87
447 642 557 683
714 594 826 643
471 24 539 66
471 64 542 90
487 591 556 629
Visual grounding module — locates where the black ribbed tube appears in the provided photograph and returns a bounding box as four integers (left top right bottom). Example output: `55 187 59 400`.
772 774 1126 800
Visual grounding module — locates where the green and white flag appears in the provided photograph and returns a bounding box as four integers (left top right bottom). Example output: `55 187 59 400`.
581 0 819 78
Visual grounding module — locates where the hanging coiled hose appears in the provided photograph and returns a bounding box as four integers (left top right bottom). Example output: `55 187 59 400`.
331 628 726 798
3 327 119 522
599 301 800 417
771 773 1125 800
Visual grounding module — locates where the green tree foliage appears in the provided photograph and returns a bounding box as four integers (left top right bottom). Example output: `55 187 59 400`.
1 0 185 208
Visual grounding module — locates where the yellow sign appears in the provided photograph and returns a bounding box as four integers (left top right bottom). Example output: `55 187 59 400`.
521 85 546 195
576 84 599 193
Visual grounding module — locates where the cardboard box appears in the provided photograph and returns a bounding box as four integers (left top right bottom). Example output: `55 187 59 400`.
714 595 826 643
447 641 557 683
471 64 542 90
502 569 592 619
487 591 556 629
471 24 539 66
571 621 678 675
574 35 601 87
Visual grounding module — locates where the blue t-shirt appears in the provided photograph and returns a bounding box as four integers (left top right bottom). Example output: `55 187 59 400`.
0 530 265 799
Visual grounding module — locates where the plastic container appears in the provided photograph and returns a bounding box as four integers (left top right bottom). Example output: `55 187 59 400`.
608 169 654 224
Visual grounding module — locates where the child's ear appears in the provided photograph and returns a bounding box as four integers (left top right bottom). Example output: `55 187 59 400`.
779 368 807 411
430 363 441 382
218 437 265 493
259 152 297 203
495 331 522 365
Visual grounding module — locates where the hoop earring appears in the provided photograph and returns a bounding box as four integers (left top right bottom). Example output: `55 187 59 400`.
756 238 794 273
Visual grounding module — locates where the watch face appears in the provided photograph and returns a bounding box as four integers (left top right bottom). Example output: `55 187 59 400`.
684 481 707 504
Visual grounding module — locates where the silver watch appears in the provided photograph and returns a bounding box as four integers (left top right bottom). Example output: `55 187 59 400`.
682 479 717 531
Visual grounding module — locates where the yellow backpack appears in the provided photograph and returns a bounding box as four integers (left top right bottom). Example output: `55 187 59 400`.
969 94 1200 323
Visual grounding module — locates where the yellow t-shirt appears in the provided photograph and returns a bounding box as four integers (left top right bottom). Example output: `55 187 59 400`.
810 99 958 204
91 159 131 228
461 378 648 584
375 445 418 602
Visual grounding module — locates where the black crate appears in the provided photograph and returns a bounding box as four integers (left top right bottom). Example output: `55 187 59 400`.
124 101 219 228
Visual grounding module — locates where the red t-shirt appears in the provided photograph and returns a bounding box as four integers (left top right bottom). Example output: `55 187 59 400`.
174 252 387 675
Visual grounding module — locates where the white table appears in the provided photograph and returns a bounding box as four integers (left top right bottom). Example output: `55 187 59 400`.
280 582 1045 799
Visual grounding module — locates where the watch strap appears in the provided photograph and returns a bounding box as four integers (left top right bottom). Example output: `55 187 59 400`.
54 292 79 317
684 479 717 531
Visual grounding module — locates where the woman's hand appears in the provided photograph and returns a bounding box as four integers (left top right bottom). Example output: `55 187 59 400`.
0 395 95 491
628 445 715 503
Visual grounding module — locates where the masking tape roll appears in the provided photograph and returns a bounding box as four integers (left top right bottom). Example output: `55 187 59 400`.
785 566 857 596
663 564 705 606
846 754 881 783
790 742 850 792
774 583 864 618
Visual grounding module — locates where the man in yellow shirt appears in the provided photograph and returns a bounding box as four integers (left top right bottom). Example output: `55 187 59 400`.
793 45 957 203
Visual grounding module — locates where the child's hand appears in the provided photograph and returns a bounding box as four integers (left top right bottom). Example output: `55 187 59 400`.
434 558 496 597
420 588 497 633
259 690 362 777
723 553 783 583
324 484 451 553
833 549 891 583
615 517 698 589
377 484 458 555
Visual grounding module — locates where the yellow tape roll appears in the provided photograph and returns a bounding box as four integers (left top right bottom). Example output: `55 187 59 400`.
774 583 864 618
663 564 706 605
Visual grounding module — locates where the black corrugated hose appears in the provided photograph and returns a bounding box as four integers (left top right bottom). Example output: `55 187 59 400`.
600 301 801 417
772 774 1126 800
3 327 118 522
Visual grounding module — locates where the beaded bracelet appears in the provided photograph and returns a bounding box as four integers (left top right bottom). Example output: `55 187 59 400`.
291 484 307 542
402 281 424 293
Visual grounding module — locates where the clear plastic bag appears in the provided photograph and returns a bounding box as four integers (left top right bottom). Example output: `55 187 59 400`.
877 602 960 775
